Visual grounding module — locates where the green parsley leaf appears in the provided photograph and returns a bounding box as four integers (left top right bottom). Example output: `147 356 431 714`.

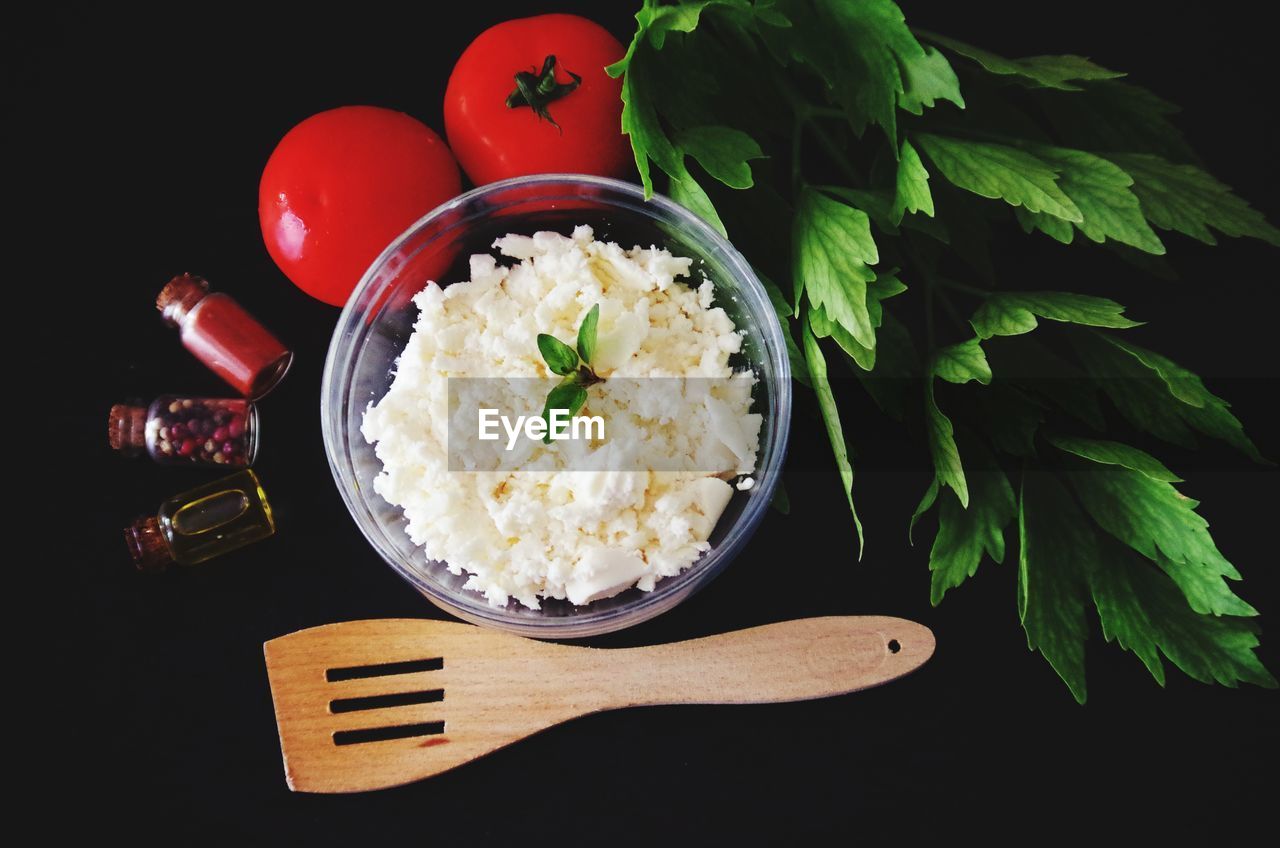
757 269 811 386
1086 534 1275 689
675 125 765 189
928 437 1015 604
809 304 873 370
823 186 899 233
1024 147 1165 253
668 169 728 235
897 44 966 115
541 382 588 445
970 291 1140 339
768 0 934 147
576 304 600 366
918 31 1125 91
975 384 1046 457
613 44 684 198
1037 81 1198 167
1109 153 1280 247
802 317 863 551
915 134 1082 222
932 337 991 385
1046 434 1181 482
1071 333 1265 462
537 333 580 376
793 187 879 346
1064 457 1258 617
984 336 1105 431
1014 205 1075 245
893 139 934 223
1018 471 1091 702
925 381 968 507
809 272 906 371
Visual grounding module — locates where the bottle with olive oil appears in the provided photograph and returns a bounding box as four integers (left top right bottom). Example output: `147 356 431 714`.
124 469 275 572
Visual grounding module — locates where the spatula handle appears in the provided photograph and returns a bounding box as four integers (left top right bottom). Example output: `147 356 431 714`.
591 616 933 707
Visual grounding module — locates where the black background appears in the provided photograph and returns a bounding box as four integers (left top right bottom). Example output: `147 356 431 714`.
23 1 1278 842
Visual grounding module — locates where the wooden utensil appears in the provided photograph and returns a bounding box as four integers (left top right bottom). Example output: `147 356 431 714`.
264 616 934 793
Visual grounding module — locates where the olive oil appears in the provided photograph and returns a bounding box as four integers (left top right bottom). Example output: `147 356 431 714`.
124 469 275 571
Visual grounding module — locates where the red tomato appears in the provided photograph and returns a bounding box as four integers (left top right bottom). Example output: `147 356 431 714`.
444 14 631 185
259 106 461 306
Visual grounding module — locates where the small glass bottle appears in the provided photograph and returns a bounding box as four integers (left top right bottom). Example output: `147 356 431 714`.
109 395 259 467
157 273 294 400
124 469 276 572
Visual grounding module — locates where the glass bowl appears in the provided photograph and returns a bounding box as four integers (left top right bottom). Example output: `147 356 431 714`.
321 174 791 638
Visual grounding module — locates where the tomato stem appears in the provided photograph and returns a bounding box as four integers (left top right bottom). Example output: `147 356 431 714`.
505 54 582 132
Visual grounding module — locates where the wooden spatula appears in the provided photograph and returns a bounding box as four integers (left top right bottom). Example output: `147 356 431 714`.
264 616 934 793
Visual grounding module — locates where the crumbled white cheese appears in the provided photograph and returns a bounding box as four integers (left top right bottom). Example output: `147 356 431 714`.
736 476 755 491
361 226 762 609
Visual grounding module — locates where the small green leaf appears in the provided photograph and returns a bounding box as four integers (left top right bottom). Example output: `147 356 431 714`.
925 381 968 507
1015 205 1075 245
916 134 1082 222
576 304 600 366
675 125 765 189
1072 333 1265 462
1065 460 1257 617
971 292 1141 340
909 476 939 544
793 187 879 346
1038 81 1197 164
1086 535 1275 689
541 382 588 444
933 337 991 385
918 31 1125 90
897 44 965 115
771 0 929 148
975 384 1045 457
757 270 811 386
893 139 934 223
669 168 728 236
802 317 863 552
537 333 580 376
1026 147 1165 254
1018 471 1092 702
1046 435 1181 482
810 303 875 370
1109 153 1280 247
984 337 1104 431
928 438 1015 604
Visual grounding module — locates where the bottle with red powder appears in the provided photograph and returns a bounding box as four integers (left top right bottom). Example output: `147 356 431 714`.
157 274 293 399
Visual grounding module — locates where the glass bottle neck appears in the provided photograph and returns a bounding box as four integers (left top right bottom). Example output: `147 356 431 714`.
108 403 147 453
124 516 176 572
156 273 212 327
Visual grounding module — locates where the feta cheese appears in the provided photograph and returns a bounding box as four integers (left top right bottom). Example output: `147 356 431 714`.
361 227 762 609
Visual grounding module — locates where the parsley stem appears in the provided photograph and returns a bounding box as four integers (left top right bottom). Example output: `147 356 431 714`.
805 118 865 188
938 278 991 297
934 285 968 332
790 121 805 191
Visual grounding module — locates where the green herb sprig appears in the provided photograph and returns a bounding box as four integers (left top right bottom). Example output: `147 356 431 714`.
609 0 1277 700
537 304 603 443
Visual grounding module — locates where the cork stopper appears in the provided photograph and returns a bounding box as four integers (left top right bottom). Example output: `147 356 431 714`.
107 403 147 453
124 516 175 573
157 273 211 327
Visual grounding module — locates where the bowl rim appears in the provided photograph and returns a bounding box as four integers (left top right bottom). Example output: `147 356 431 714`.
321 173 792 638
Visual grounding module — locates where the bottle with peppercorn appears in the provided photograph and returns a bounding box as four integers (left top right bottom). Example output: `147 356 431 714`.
109 396 258 467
